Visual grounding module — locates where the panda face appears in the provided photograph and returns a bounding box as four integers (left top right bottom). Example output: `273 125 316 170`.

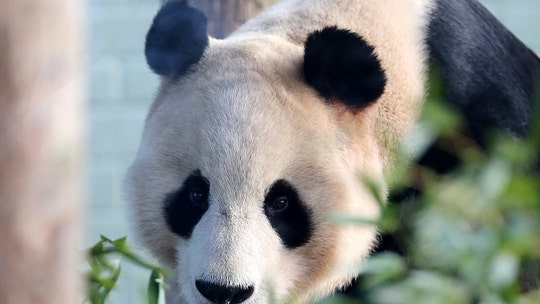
126 34 385 303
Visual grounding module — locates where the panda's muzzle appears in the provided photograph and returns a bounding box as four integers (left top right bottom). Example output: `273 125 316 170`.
195 280 254 304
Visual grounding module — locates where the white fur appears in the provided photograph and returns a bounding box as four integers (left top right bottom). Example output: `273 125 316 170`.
126 0 431 303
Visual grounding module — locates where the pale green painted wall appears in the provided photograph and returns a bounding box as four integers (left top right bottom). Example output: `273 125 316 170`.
86 1 159 303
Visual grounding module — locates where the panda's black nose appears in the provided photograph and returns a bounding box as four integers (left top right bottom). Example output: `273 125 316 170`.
195 280 254 304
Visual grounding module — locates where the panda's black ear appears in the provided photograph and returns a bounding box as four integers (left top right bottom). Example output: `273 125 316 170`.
145 1 209 78
303 26 387 110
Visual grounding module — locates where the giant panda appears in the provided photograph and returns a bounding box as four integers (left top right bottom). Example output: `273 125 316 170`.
124 0 540 303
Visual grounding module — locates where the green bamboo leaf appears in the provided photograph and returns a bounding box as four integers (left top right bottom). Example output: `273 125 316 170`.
331 213 379 227
113 236 127 248
100 235 113 243
517 289 540 304
360 252 407 289
148 268 165 304
90 237 106 255
119 249 158 270
488 253 519 289
359 174 386 208
99 265 122 301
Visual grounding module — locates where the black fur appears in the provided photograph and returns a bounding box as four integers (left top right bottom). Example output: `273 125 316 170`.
303 26 387 110
145 1 209 78
427 0 540 144
264 180 313 248
163 170 210 238
195 280 254 304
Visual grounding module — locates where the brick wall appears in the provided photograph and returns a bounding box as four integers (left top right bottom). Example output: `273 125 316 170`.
85 0 540 302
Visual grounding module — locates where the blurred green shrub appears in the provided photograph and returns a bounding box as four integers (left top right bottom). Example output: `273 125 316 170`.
319 72 540 304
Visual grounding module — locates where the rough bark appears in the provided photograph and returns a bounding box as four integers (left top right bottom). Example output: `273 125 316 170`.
0 0 84 303
192 0 276 38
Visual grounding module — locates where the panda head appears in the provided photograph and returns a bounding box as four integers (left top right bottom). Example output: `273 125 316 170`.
126 2 390 303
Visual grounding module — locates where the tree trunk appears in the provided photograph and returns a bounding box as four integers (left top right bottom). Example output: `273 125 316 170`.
0 1 84 303
192 0 275 38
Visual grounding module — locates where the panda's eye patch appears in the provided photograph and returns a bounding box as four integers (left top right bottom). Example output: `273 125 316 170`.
164 170 210 238
264 180 312 248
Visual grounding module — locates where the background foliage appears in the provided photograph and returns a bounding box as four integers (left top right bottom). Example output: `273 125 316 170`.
317 72 540 304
